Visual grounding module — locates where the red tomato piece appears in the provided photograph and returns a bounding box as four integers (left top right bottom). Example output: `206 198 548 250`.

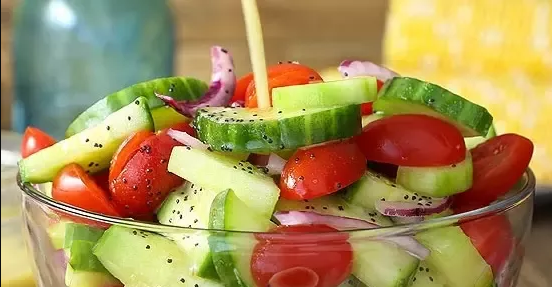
280 140 366 200
360 102 373 115
159 121 197 138
251 224 353 287
52 164 122 217
459 214 514 275
21 126 57 158
110 133 184 220
356 114 466 167
231 72 254 104
245 63 323 108
92 169 110 192
376 79 384 91
453 134 533 210
109 130 155 186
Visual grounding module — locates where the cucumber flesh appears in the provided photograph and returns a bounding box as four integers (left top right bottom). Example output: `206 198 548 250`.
168 146 280 218
415 226 494 287
65 77 207 137
409 261 445 287
194 105 361 153
275 195 393 227
396 152 473 197
93 225 222 287
151 105 190 131
374 77 493 137
156 182 220 280
19 97 154 183
362 113 383 127
208 189 273 287
272 78 378 109
65 265 120 287
464 124 497 149
339 276 367 287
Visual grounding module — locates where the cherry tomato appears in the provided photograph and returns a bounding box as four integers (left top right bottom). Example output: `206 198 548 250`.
20 127 57 158
52 164 122 217
109 130 155 185
231 72 254 104
92 170 110 192
376 79 384 91
245 63 323 108
360 102 373 115
356 114 466 167
110 133 184 220
159 121 197 138
453 134 533 210
251 224 353 287
459 214 514 275
280 140 366 200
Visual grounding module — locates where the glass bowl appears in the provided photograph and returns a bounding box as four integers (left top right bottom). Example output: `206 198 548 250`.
18 170 535 287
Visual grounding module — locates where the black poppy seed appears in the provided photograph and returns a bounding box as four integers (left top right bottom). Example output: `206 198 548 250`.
310 206 315 210
95 163 99 167
195 243 199 247
94 143 99 147
233 166 238 169
224 119 229 122
338 205 345 211
172 210 175 213
190 206 194 211
391 184 397 188
419 267 424 271
262 134 268 140
336 182 342 189
133 230 138 235
221 48 228 53
88 162 94 167
267 138 273 143
200 188 203 191
106 126 110 131
429 277 434 282
194 190 197 194
135 100 140 105
242 168 247 171
179 214 183 219
195 284 199 287
418 203 423 206
298 176 304 180
259 119 264 121
344 72 349 77
323 206 328 210
381 198 386 201
186 146 191 150
413 277 417 282
412 196 417 200
305 206 310 210
85 138 90 142
183 195 188 201
452 164 457 167
371 218 376 222
302 109 306 111
414 192 419 195
418 198 423 201
176 199 180 204
426 268 430 272
194 219 198 223
180 278 185 283
404 195 409 200
188 225 192 228
99 144 103 148
239 162 244 166
425 203 431 206
248 171 253 174
421 195 428 199
249 119 254 122
278 110 282 114
428 201 433 204
167 258 173 263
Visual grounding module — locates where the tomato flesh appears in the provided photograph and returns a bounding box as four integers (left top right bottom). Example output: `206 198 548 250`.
453 134 533 210
251 224 353 287
280 140 366 200
21 127 57 158
52 164 121 217
356 114 466 167
360 102 373 115
231 72 254 104
109 130 155 186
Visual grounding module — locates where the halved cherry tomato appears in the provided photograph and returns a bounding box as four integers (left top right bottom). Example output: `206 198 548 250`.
231 72 254 105
92 170 110 192
459 214 514 276
360 102 373 115
453 134 533 210
280 140 366 200
20 127 57 158
356 114 466 167
109 130 155 186
110 133 184 220
251 224 353 287
245 63 323 108
53 164 122 217
376 79 385 91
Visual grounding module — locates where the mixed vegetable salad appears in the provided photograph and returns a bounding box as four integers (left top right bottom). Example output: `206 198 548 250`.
19 46 534 287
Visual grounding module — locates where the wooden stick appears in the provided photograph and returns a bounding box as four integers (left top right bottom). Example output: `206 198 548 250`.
241 0 270 109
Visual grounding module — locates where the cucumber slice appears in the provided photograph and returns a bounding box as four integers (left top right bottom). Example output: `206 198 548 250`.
415 226 494 287
168 146 280 218
343 171 443 215
65 77 207 137
362 113 383 127
94 226 222 287
373 77 493 137
352 240 419 287
339 276 367 287
19 97 154 183
194 105 361 153
396 152 473 197
275 195 393 227
151 105 190 131
464 124 497 149
208 189 273 287
409 261 445 287
272 78 378 109
65 264 120 287
157 182 220 280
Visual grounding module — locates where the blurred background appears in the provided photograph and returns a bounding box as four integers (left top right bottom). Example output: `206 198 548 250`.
0 0 550 286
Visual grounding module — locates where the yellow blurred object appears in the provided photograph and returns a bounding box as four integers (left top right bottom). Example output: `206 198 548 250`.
383 0 552 184
318 67 343 82
1 237 36 287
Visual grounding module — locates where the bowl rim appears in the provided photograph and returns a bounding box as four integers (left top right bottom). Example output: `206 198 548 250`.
17 169 536 235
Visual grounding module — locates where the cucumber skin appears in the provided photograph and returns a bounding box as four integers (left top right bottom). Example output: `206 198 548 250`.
374 77 493 137
66 77 207 137
19 97 154 183
194 105 362 153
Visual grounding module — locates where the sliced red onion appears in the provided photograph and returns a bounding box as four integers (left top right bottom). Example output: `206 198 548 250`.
375 197 452 217
266 153 287 175
157 46 236 117
268 267 319 287
392 216 425 225
53 249 68 281
338 60 399 82
274 210 379 230
166 129 208 150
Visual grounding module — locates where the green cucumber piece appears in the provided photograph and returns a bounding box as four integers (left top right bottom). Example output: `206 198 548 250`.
168 146 280 218
396 152 473 197
157 182 220 280
63 223 104 249
362 113 383 127
151 105 190 131
343 171 443 215
415 226 494 287
352 240 419 287
19 97 153 183
373 77 493 136
194 105 361 153
272 78 378 109
464 124 497 149
65 264 120 287
66 77 207 137
66 240 108 273
93 225 222 287
339 276 367 287
208 189 273 287
47 221 69 250
409 261 445 287
275 195 393 227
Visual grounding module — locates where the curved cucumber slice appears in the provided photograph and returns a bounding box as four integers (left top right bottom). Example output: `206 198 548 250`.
373 77 493 137
19 97 153 183
194 105 361 153
272 78 378 109
168 146 280 218
66 77 207 137
151 106 190 131
396 152 473 197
